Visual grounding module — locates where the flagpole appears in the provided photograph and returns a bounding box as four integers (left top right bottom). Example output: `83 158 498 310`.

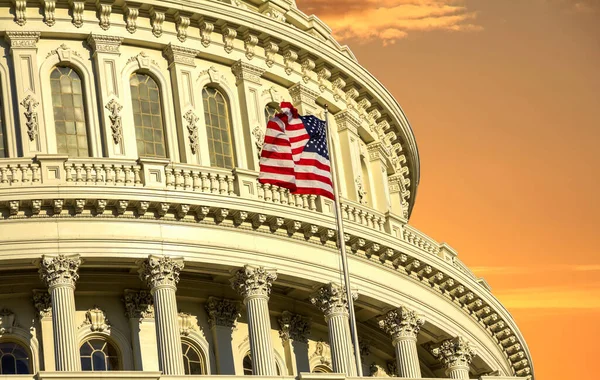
324 104 363 376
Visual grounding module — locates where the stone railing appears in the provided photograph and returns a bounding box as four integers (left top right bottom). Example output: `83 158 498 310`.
341 199 386 232
64 158 142 185
402 224 441 255
0 158 41 185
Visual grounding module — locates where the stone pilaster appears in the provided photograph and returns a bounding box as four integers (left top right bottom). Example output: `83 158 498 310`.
123 289 158 371
163 44 201 164
86 34 129 157
139 255 185 375
334 110 363 201
278 311 311 375
430 337 475 379
5 32 45 156
231 265 277 376
38 254 81 371
232 60 266 170
206 297 242 374
378 306 425 378
310 282 357 376
288 82 319 115
33 289 55 371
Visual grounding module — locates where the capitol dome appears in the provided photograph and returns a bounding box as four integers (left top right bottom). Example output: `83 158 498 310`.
0 0 532 379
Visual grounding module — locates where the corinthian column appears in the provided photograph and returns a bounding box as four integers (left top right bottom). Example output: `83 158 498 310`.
206 297 242 374
231 265 277 376
38 254 81 371
139 255 185 375
310 282 357 376
378 306 425 378
430 337 475 379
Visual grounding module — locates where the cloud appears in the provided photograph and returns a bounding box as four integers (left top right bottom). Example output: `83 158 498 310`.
298 0 482 45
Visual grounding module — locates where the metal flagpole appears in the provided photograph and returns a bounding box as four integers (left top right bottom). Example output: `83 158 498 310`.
323 104 363 376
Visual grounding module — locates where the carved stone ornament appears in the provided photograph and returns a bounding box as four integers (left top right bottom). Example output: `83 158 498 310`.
163 44 198 67
317 66 332 92
46 44 83 60
0 309 16 334
356 176 367 205
123 289 154 319
150 7 165 38
199 66 227 85
69 0 85 28
4 31 40 49
43 0 56 26
243 33 259 60
370 363 391 377
221 26 237 54
387 360 398 377
124 5 139 33
96 1 112 30
264 39 279 68
184 110 200 154
139 255 184 290
378 306 424 341
231 60 265 85
87 34 122 54
20 95 40 141
175 12 191 42
301 57 316 84
105 99 123 144
230 265 277 299
13 0 27 25
39 254 81 289
359 338 371 357
81 306 110 332
278 311 311 343
283 49 298 75
178 312 199 336
309 341 332 367
430 336 476 370
310 282 357 317
206 297 241 329
33 290 52 318
289 83 318 107
199 20 214 48
252 126 265 159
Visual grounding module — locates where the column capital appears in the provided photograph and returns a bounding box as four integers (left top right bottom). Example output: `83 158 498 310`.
32 289 52 318
163 43 198 67
38 254 81 289
123 289 154 319
278 311 311 343
4 31 41 50
310 282 357 318
206 297 242 329
231 60 265 85
86 33 123 54
378 306 425 342
289 82 319 106
430 336 475 371
139 255 184 290
334 110 361 135
230 265 277 300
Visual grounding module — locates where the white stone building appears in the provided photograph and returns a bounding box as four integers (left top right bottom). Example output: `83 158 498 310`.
0 0 533 379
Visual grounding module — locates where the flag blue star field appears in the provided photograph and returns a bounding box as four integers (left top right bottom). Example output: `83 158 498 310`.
258 102 334 199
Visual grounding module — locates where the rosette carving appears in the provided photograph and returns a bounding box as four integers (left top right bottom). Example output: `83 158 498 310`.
310 282 356 317
39 254 81 288
139 255 184 290
430 336 475 370
230 265 277 299
206 297 241 329
378 306 425 341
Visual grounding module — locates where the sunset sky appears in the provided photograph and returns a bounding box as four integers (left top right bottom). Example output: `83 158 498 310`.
296 1 600 379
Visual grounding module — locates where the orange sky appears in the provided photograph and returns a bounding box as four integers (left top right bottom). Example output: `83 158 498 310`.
297 1 600 379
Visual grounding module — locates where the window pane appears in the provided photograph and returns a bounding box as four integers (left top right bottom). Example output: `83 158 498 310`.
92 351 106 371
1 355 16 374
50 67 89 157
80 339 119 372
182 343 205 375
130 73 167 158
202 87 235 169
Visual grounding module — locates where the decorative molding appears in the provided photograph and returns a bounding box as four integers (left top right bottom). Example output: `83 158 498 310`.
4 31 40 49
289 83 318 106
252 126 264 159
378 306 424 341
87 34 122 54
199 66 227 85
81 306 110 332
124 5 139 33
263 38 279 68
123 289 154 319
69 0 85 28
178 312 199 336
230 265 277 299
335 110 361 135
430 336 476 370
260 4 286 22
243 32 259 60
139 255 184 290
206 297 241 330
278 311 311 343
150 7 166 38
163 44 198 67
310 282 356 317
12 0 27 26
42 0 56 26
38 254 81 289
127 51 159 69
19 95 39 141
309 341 332 367
331 75 347 101
184 110 200 154
317 66 332 92
175 12 191 42
199 19 214 48
96 1 112 30
358 338 371 357
231 60 265 85
33 290 51 318
300 56 316 84
283 48 298 75
46 44 83 60
0 309 16 334
221 25 237 54
105 99 123 144
356 177 367 205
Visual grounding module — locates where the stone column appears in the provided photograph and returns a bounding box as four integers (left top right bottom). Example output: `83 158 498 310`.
206 297 242 374
32 290 55 371
38 254 82 371
123 289 159 371
163 44 201 164
278 311 311 375
231 265 277 376
310 282 357 376
5 32 45 156
86 34 129 157
139 255 185 375
232 60 266 170
378 306 425 378
334 110 363 201
430 337 475 379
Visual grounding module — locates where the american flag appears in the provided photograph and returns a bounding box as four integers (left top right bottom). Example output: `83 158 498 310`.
258 102 334 199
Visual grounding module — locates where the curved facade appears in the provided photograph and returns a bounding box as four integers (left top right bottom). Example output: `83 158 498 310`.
0 1 532 379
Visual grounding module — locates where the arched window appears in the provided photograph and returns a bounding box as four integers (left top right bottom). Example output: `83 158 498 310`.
130 73 167 158
182 341 207 375
50 66 89 157
312 364 332 373
202 87 234 169
80 338 119 371
0 342 30 374
242 352 281 375
264 103 279 122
